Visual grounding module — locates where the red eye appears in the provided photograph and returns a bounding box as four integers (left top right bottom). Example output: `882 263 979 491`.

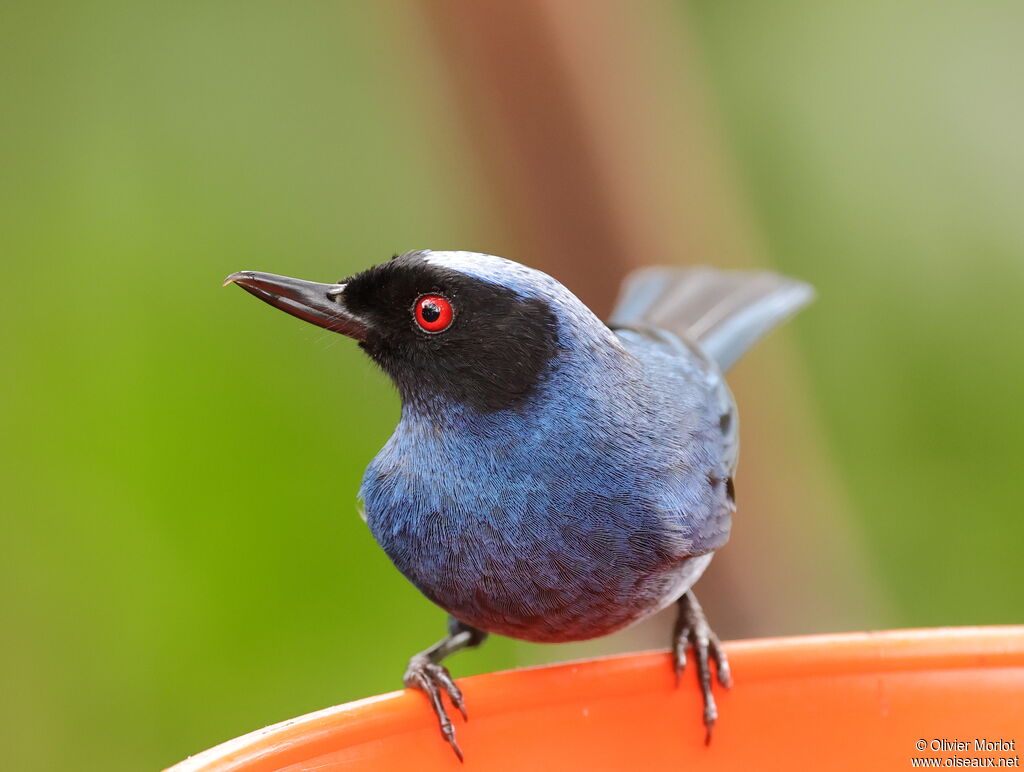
414 295 454 333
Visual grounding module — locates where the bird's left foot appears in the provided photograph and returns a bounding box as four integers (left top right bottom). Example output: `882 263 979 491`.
672 590 731 744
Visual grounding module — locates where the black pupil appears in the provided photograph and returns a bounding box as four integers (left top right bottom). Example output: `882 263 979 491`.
421 301 441 323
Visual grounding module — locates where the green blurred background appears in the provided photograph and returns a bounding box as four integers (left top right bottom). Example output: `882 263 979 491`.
1 2 1021 770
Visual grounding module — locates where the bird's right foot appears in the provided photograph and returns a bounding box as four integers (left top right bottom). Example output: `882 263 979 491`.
402 617 488 763
403 655 467 761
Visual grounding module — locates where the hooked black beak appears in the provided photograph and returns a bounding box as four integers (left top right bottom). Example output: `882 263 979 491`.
223 271 370 341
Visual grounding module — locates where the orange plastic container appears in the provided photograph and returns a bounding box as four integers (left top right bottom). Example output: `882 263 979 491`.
168 627 1024 771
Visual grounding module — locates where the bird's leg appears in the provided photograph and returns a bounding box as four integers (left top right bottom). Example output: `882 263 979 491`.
403 616 488 762
672 590 732 744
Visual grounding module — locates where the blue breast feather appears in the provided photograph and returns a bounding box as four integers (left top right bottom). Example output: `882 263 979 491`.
359 327 735 643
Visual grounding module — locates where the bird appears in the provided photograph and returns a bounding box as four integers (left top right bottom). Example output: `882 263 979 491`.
224 250 814 761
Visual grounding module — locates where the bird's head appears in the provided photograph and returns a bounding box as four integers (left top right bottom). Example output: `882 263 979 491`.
225 251 616 413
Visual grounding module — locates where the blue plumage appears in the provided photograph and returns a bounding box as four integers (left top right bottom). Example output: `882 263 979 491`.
362 325 731 642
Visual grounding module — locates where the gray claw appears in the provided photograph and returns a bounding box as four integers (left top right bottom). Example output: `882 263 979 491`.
709 633 732 688
432 663 469 721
